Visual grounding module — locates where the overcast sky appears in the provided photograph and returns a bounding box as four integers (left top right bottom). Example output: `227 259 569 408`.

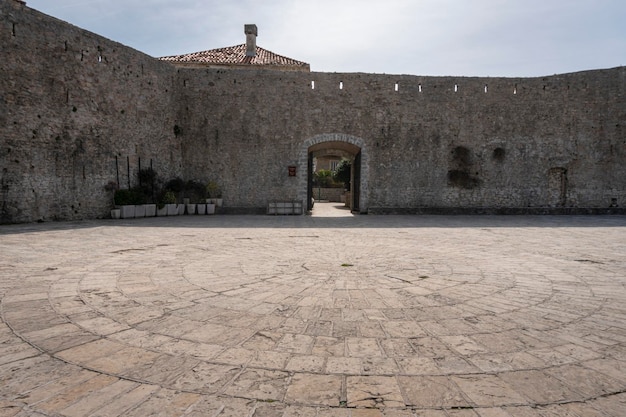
26 0 626 77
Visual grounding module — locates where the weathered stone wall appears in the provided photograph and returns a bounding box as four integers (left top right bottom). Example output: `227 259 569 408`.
1 0 625 222
177 68 626 213
1 0 182 222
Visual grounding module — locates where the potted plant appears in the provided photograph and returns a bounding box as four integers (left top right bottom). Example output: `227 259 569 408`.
133 188 148 218
195 181 208 214
165 177 185 215
138 168 157 217
156 202 167 217
111 207 121 219
161 191 177 215
196 194 207 214
206 181 223 207
105 181 121 219
114 188 136 218
185 180 207 215
157 190 175 216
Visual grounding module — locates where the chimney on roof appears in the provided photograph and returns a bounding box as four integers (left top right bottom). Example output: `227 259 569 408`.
244 24 258 57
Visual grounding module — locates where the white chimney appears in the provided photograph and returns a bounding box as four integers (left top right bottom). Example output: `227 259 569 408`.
245 24 258 57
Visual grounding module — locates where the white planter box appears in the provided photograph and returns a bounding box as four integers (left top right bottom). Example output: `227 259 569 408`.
196 204 206 215
144 204 156 217
177 204 185 215
166 204 178 216
186 204 196 215
206 204 216 214
134 205 146 218
119 205 135 219
111 208 121 219
156 206 167 216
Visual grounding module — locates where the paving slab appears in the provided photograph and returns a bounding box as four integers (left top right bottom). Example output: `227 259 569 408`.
1 210 626 416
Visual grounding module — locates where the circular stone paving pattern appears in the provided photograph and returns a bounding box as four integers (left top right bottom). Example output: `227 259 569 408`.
1 215 626 416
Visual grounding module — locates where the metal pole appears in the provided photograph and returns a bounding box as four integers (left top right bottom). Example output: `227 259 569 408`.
115 156 119 187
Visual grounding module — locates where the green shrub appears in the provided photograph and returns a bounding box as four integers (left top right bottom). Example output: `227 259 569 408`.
114 188 144 205
206 181 222 198
157 190 176 208
138 167 157 185
314 170 333 187
185 180 207 202
333 159 351 190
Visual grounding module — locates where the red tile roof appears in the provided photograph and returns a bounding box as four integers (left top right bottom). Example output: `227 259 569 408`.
160 44 310 71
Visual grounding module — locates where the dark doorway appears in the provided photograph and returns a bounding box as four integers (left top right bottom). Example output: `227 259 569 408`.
352 151 361 212
307 141 361 214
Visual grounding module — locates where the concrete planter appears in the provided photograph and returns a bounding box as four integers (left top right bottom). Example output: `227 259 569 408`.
207 198 223 207
118 205 135 219
111 208 121 219
177 204 185 215
156 206 167 216
186 204 196 215
134 204 146 218
196 204 206 214
166 204 178 216
144 204 156 217
206 204 216 214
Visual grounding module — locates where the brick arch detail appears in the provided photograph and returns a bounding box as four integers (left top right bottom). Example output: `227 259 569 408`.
298 133 369 213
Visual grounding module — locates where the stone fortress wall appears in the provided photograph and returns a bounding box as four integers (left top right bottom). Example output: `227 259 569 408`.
1 0 625 222
1 0 182 223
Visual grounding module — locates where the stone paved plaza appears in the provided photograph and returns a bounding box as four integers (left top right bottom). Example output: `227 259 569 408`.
1 207 626 416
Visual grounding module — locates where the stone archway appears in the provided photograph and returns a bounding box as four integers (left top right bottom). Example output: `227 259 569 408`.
298 133 368 213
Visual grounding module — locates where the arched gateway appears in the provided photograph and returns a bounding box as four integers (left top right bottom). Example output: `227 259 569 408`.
298 134 369 214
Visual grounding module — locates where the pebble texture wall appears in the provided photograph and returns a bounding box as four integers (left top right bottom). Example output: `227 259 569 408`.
1 0 182 222
1 0 625 222
177 68 625 213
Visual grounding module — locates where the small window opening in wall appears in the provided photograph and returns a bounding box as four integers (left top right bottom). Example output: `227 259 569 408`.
394 82 399 92
418 83 422 92
311 81 315 89
64 41 68 51
484 84 488 93
514 84 517 95
12 23 16 36
81 51 84 61
98 55 102 63
339 81 343 90
454 84 458 92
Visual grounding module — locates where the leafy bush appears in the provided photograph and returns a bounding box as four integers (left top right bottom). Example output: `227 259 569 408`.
314 170 333 187
157 190 176 208
138 167 157 185
165 177 185 193
185 180 207 202
206 181 222 198
114 188 145 205
333 159 351 190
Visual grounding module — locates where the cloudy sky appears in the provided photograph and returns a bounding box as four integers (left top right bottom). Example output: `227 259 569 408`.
26 0 626 77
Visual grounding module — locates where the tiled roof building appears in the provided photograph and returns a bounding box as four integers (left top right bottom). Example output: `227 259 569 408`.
160 24 310 72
